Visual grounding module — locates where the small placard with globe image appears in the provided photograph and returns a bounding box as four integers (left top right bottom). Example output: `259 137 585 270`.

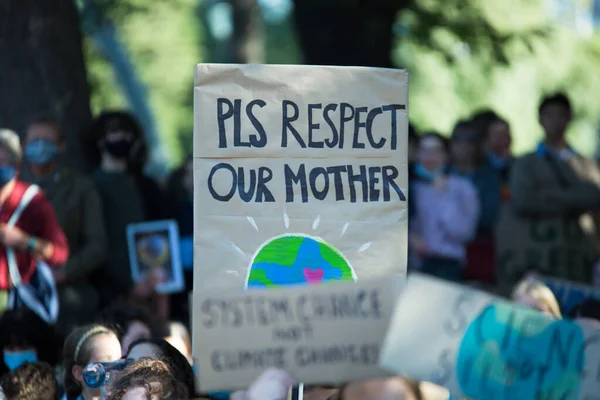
127 220 184 294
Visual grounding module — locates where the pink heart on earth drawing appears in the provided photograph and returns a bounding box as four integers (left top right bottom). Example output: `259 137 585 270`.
303 267 325 285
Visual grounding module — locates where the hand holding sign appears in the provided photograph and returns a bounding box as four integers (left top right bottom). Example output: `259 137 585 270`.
229 369 295 400
247 368 296 400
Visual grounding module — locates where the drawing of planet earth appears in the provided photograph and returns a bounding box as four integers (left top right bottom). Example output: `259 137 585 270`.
246 234 356 288
137 234 170 266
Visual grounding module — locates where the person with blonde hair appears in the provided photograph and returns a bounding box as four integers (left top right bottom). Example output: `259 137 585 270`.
511 277 562 319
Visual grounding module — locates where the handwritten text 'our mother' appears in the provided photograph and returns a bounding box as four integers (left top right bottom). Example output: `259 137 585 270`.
206 98 407 204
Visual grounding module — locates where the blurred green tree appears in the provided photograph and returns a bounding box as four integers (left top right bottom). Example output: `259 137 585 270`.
0 0 92 170
397 0 600 156
82 0 202 170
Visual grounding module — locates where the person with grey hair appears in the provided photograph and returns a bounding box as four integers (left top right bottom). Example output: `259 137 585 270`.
0 128 69 315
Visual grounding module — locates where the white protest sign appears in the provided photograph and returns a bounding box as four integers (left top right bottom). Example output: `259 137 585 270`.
192 64 408 292
380 273 600 400
193 277 401 391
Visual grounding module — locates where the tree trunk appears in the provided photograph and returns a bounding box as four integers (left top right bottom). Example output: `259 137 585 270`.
291 0 409 67
0 0 92 171
230 0 264 63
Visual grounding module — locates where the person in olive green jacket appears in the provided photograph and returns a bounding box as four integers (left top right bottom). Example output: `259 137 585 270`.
23 119 108 335
496 93 600 287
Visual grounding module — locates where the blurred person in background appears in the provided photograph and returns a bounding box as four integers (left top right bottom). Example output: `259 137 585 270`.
163 322 192 365
508 93 600 284
165 157 193 325
450 120 502 284
408 124 419 176
0 361 59 400
0 129 69 314
0 309 61 374
408 132 479 281
23 119 107 336
96 305 157 357
105 358 188 400
62 325 121 400
125 338 195 397
88 112 164 308
511 277 562 319
485 116 513 202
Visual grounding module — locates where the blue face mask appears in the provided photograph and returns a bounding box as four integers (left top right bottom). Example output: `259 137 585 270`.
0 166 16 188
25 139 59 165
414 163 443 182
3 349 37 371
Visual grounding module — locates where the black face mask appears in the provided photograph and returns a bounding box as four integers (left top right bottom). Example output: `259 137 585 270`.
104 139 133 159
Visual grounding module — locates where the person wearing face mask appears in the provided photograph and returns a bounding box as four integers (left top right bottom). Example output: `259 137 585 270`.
89 112 165 311
0 308 62 374
0 129 69 314
408 132 480 281
22 119 108 336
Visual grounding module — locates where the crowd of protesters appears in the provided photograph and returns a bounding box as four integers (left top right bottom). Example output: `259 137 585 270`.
0 92 598 399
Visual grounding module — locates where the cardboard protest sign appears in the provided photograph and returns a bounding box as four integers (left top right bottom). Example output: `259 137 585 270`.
540 275 600 314
380 273 600 400
495 207 598 290
193 64 408 292
193 277 401 391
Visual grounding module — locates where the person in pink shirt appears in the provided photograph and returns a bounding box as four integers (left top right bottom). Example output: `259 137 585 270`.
408 132 480 281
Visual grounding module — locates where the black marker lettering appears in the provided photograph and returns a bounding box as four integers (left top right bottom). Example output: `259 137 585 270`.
246 99 267 147
230 99 249 147
381 104 405 150
208 163 236 201
327 166 347 201
347 165 367 203
309 167 329 201
323 104 339 148
308 103 324 148
217 98 234 148
200 299 218 328
339 103 355 149
366 107 385 148
237 168 256 203
282 100 306 148
352 106 367 149
284 164 308 203
368 167 381 201
256 167 275 203
382 166 406 201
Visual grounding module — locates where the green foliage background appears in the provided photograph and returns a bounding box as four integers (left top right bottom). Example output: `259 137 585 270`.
82 0 600 168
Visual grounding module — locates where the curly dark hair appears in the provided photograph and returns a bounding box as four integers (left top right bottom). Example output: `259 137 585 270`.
106 358 188 400
127 338 196 396
0 361 59 400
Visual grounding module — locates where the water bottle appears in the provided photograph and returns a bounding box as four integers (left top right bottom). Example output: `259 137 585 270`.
83 361 129 388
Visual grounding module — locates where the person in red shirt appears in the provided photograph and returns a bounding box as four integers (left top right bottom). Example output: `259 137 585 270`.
0 129 69 311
